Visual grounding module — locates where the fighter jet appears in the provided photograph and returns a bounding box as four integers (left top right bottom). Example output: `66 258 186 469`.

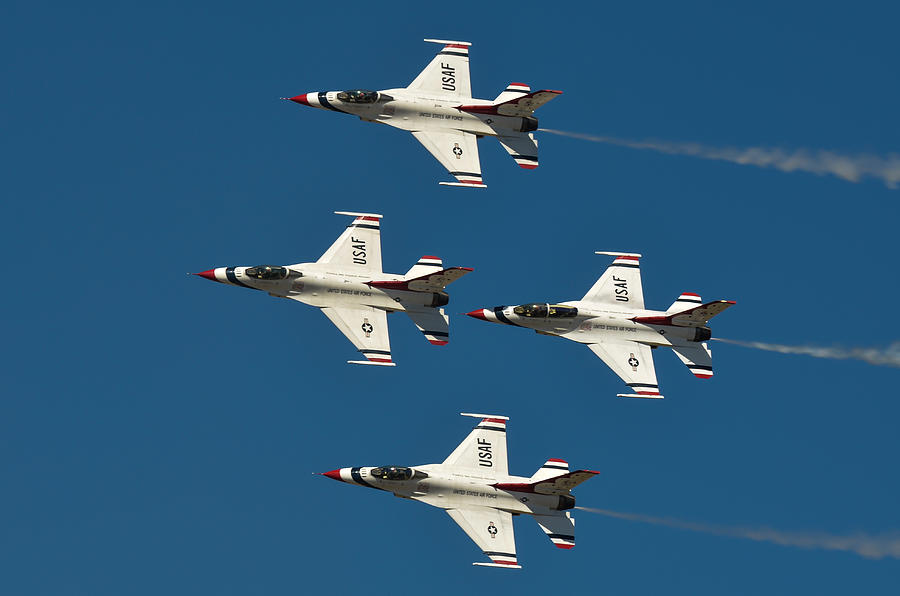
285 39 561 188
467 252 736 398
192 211 471 366
321 413 597 568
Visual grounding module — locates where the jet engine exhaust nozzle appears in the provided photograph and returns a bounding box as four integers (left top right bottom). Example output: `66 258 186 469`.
520 116 539 133
693 327 712 342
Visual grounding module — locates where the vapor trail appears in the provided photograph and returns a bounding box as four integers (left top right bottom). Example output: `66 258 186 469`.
576 507 900 560
539 129 900 188
712 338 900 368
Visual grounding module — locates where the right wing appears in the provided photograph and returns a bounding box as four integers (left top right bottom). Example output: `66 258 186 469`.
408 39 472 99
411 130 485 188
442 413 508 478
446 507 520 568
316 211 383 274
587 340 662 398
581 252 645 309
320 305 394 366
497 133 539 170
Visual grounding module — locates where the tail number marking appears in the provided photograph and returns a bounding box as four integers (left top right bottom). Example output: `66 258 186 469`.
613 275 629 302
477 437 492 467
351 236 366 265
441 63 456 91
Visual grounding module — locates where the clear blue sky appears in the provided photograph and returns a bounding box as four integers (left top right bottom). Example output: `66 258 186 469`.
3 1 899 594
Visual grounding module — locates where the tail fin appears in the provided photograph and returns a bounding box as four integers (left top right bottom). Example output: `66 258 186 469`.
493 82 531 104
404 255 443 279
530 459 570 482
457 89 563 118
667 292 703 313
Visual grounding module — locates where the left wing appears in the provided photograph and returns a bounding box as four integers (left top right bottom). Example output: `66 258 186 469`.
407 39 472 99
581 251 645 309
442 413 508 478
587 340 662 398
316 211 383 274
320 305 394 366
411 130 485 188
446 507 520 569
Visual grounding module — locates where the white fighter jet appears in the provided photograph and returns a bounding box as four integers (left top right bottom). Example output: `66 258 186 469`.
285 39 561 188
321 413 598 568
467 252 736 398
192 211 471 366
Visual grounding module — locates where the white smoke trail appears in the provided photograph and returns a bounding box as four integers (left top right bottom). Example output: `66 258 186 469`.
576 507 900 560
712 338 900 368
539 129 900 189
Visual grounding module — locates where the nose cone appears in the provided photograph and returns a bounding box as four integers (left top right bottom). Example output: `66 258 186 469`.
193 269 218 282
321 469 342 481
466 309 489 321
285 93 311 106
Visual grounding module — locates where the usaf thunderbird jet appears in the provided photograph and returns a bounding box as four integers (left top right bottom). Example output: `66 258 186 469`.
321 413 598 568
467 252 736 398
285 39 561 188
192 211 471 366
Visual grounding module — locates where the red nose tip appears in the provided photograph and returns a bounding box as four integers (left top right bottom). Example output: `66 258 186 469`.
194 269 217 281
322 469 342 481
287 94 310 106
466 309 488 321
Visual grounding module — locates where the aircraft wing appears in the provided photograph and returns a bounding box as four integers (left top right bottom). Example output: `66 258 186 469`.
587 340 662 398
446 507 520 568
497 133 539 169
411 130 485 188
320 306 394 366
443 413 508 477
316 211 382 274
408 39 471 99
581 252 645 309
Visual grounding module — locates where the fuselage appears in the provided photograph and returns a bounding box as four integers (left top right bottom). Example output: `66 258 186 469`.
289 88 538 136
470 301 711 348
195 264 448 312
324 464 573 516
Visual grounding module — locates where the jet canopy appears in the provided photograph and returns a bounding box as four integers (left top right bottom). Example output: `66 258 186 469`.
245 265 288 280
513 303 578 318
370 466 414 481
337 89 379 104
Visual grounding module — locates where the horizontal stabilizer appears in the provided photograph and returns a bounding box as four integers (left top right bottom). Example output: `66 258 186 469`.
530 459 570 482
494 470 599 496
534 512 577 549
494 82 531 104
347 360 396 367
369 267 473 292
667 292 703 313
439 181 487 188
405 255 443 279
671 344 714 379
632 300 736 328
457 89 563 117
617 392 665 399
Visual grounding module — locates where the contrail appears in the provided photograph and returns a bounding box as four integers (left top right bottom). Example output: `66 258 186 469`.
539 129 900 188
712 338 900 368
576 507 900 560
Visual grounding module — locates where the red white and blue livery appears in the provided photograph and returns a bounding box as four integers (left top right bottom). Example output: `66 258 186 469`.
321 413 598 568
467 252 736 398
192 211 471 366
285 39 562 188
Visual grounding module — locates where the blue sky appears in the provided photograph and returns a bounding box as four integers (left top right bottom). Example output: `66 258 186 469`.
3 1 900 593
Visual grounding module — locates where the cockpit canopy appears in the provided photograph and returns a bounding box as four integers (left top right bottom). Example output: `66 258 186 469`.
245 265 288 280
370 466 414 481
513 303 578 318
337 89 378 104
